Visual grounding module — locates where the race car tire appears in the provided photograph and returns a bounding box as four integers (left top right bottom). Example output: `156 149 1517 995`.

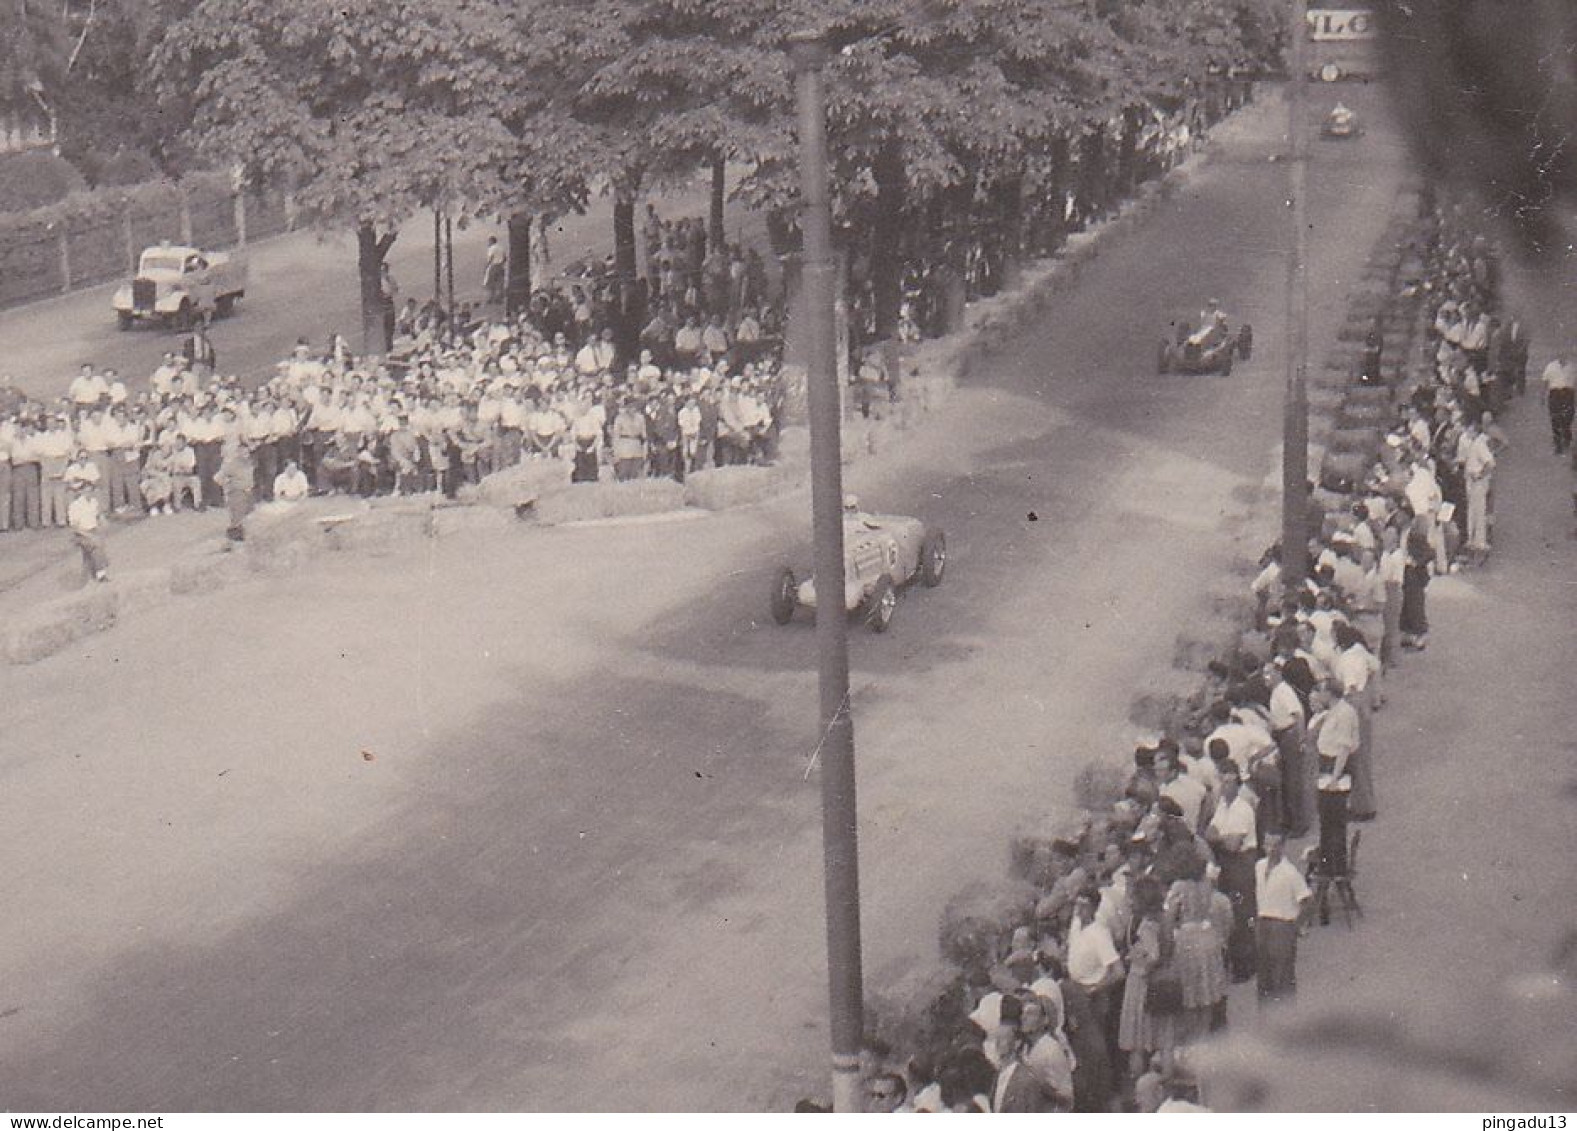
920 530 947 587
1219 350 1234 377
216 294 236 319
1157 342 1172 375
1237 324 1254 360
770 567 798 625
116 311 133 332
864 576 896 633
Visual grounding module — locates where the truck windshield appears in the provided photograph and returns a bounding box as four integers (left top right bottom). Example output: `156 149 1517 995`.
140 254 185 274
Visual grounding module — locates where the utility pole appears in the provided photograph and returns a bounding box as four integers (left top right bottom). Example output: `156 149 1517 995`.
1282 0 1311 586
788 30 865 1116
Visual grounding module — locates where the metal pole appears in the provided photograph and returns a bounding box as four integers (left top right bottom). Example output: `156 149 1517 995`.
433 209 443 307
445 214 456 318
789 30 865 1116
1282 0 1311 587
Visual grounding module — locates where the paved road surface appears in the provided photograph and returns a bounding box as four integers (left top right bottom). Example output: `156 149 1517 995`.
0 86 1413 1111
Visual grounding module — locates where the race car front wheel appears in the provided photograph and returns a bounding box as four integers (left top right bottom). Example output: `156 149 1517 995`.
921 530 947 587
1237 324 1254 360
864 577 896 633
770 567 798 625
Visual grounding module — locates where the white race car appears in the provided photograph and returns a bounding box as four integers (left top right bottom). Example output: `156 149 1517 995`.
769 501 947 632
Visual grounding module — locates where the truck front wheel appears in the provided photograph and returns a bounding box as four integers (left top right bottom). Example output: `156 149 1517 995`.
116 312 133 332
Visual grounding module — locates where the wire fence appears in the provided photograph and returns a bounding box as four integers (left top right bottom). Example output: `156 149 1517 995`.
0 180 291 312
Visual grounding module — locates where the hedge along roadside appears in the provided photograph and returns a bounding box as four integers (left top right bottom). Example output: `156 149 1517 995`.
0 171 293 311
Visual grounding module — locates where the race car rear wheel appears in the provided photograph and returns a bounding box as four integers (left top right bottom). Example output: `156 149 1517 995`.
116 312 132 332
864 577 896 633
1237 324 1254 360
1219 350 1234 377
770 567 798 625
1157 341 1171 375
921 530 946 587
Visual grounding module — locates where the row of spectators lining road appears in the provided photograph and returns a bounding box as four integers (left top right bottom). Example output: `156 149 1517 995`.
828 196 1537 1114
0 211 806 550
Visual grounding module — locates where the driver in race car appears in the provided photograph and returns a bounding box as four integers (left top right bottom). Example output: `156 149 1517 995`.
843 493 882 529
1189 301 1230 349
1329 101 1356 128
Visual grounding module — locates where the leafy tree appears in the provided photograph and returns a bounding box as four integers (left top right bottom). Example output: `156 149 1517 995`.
152 0 569 353
527 0 789 356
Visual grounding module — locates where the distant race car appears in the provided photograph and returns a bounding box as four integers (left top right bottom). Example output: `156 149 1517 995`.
1158 311 1253 376
769 501 946 633
1321 104 1362 140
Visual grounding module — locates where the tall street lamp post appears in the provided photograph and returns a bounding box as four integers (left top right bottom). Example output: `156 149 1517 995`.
1283 0 1311 586
788 29 866 1116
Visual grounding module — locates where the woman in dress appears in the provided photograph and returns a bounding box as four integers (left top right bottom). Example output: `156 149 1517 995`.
1117 876 1176 1076
1164 854 1230 1046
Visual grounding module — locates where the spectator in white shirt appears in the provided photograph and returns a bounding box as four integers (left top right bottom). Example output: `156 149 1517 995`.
67 481 108 582
1205 771 1259 982
273 460 310 503
1254 834 1310 1002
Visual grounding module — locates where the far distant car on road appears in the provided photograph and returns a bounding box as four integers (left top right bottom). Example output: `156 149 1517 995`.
1321 103 1362 140
111 243 248 331
769 500 946 633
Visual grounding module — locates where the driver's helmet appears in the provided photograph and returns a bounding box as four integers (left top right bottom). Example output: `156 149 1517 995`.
843 494 861 514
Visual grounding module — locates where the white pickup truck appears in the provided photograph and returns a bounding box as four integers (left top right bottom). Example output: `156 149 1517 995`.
112 243 248 330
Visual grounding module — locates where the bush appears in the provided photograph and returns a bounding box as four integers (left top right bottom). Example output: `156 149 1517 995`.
0 151 87 212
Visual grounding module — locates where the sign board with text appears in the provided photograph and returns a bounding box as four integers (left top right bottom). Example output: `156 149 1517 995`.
1307 8 1377 41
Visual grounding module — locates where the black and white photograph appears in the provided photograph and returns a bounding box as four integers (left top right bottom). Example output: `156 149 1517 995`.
0 0 1573 1116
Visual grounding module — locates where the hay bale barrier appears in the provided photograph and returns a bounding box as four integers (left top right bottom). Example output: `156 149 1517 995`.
533 477 687 525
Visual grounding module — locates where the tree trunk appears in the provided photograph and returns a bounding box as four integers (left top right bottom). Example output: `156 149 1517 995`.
1044 133 1070 254
1080 129 1107 221
357 222 396 357
871 142 906 341
998 175 1024 293
765 207 798 258
709 152 727 251
613 179 643 364
506 211 533 316
1118 106 1140 195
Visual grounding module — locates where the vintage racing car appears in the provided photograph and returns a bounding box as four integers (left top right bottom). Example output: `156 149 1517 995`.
769 500 946 632
1158 310 1253 376
1321 103 1361 140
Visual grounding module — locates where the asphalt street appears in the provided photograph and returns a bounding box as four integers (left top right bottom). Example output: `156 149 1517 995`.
0 85 1413 1111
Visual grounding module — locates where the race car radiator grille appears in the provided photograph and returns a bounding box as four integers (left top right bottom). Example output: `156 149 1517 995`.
132 278 156 311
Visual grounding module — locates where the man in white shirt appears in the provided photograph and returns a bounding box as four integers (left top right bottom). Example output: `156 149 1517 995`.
1267 661 1311 837
1542 352 1574 454
1461 423 1496 560
273 460 310 503
1157 750 1208 832
34 416 75 528
68 481 108 582
68 365 107 408
1377 526 1407 668
1206 771 1259 981
1065 894 1122 1059
1254 834 1311 1002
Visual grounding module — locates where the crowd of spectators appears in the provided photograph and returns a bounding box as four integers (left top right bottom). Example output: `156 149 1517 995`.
0 213 789 547
839 202 1521 1114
